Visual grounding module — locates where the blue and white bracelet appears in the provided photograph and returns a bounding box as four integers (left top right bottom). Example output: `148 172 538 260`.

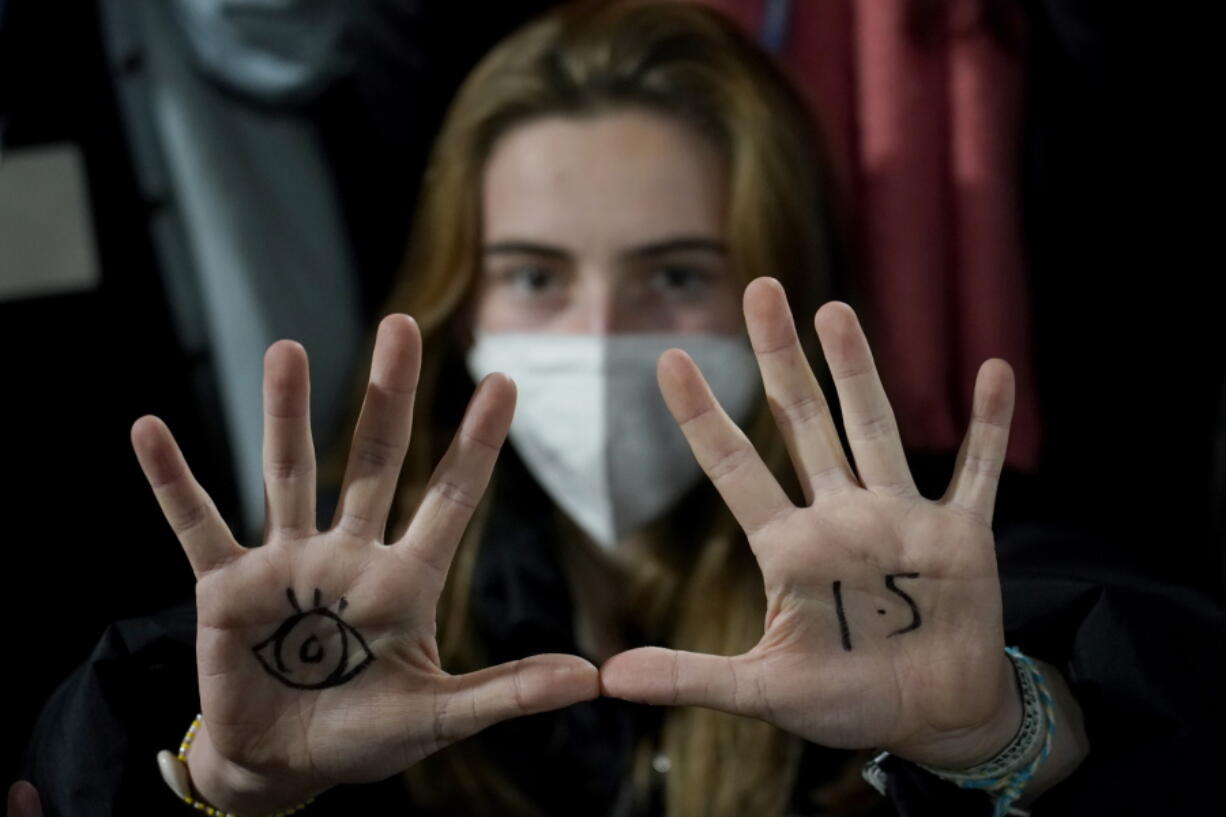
861 646 1057 817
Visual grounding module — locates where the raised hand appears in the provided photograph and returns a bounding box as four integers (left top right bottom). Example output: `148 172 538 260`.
601 278 1023 770
132 315 598 813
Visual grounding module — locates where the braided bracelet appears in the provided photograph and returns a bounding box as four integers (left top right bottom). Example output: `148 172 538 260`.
156 714 316 817
861 646 1057 817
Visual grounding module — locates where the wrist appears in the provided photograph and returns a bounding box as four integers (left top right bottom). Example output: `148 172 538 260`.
894 651 1025 771
946 652 1027 769
865 648 1089 812
185 718 322 815
865 646 1054 814
1012 658 1089 806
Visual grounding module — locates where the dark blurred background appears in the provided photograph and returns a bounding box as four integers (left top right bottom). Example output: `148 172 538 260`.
1 0 1221 789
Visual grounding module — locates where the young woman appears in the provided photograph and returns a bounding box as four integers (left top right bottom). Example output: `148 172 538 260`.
14 2 1221 816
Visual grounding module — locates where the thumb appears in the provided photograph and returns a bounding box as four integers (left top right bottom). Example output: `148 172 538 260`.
600 647 764 718
440 654 599 742
6 782 42 817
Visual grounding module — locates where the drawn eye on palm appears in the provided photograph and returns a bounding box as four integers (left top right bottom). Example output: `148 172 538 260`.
252 588 376 690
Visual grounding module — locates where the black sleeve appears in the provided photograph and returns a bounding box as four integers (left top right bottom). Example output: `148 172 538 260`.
21 603 200 817
880 524 1226 815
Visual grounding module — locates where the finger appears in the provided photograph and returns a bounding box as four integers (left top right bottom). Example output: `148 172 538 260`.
331 315 421 542
7 781 42 817
941 359 1015 526
744 278 856 503
131 415 242 577
435 654 599 746
815 303 918 497
657 349 793 541
398 373 515 581
262 341 316 539
600 647 773 719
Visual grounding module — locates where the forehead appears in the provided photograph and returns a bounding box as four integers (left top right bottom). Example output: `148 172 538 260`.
481 109 727 247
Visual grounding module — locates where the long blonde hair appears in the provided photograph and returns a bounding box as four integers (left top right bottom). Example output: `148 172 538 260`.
326 1 852 814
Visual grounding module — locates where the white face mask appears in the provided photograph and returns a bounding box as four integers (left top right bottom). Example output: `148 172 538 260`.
466 332 761 551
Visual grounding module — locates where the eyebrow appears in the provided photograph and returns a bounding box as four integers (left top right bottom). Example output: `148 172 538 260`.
482 236 727 260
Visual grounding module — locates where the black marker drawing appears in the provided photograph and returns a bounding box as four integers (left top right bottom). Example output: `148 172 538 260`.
832 572 923 650
883 572 922 637
832 580 853 651
253 588 375 689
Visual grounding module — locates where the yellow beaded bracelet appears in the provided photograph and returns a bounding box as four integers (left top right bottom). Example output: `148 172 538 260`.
156 713 316 817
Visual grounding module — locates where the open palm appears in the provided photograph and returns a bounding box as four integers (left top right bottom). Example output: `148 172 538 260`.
601 278 1020 770
132 315 597 809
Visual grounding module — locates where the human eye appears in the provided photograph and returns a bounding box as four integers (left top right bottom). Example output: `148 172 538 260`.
509 264 557 293
490 261 565 298
648 263 715 299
